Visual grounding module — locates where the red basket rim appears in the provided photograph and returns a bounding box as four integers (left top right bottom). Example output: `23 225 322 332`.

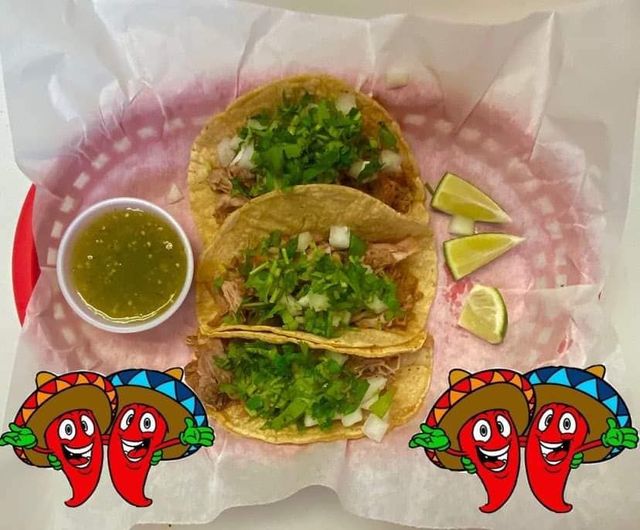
12 185 40 325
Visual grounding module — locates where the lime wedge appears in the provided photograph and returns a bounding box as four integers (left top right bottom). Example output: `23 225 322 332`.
431 172 511 223
443 233 524 280
458 285 507 344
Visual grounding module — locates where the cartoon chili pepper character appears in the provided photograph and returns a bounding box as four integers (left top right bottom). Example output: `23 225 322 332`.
524 365 638 513
409 369 535 513
106 367 214 507
0 371 117 507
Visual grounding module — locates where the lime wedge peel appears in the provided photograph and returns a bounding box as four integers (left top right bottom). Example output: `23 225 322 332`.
443 233 524 280
458 285 508 344
431 172 511 224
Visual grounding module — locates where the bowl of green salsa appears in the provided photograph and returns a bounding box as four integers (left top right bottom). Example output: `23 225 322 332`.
57 198 194 333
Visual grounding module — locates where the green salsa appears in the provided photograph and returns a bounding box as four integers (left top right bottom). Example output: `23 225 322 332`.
69 208 187 323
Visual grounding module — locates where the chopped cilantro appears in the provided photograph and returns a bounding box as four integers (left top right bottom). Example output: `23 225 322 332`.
378 122 397 150
230 231 403 337
230 93 398 197
216 341 370 430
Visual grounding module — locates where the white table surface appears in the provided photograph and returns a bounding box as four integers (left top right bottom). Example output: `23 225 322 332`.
0 1 638 529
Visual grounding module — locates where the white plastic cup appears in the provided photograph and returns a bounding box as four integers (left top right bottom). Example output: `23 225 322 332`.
56 197 194 333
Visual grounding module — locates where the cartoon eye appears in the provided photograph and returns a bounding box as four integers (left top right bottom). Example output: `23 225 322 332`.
80 414 95 436
120 408 135 431
58 419 76 440
473 419 491 442
496 414 512 438
140 412 156 433
538 409 554 432
559 412 577 434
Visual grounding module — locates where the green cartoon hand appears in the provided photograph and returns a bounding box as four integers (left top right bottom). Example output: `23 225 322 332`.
151 449 163 466
179 418 215 447
408 424 451 451
601 418 639 449
47 453 62 471
0 423 37 449
570 452 584 469
461 456 477 474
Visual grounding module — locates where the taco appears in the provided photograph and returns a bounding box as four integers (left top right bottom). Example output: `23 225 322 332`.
185 336 433 444
196 185 436 356
188 74 427 248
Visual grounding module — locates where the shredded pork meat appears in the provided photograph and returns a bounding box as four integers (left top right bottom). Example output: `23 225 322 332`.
348 355 401 378
369 174 412 213
208 168 233 194
221 279 244 313
185 336 232 410
214 194 248 222
363 237 420 271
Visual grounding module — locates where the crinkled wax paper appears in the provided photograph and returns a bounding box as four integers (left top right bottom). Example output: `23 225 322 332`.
1 0 639 528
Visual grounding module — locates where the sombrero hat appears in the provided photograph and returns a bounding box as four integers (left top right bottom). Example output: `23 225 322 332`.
107 367 208 460
13 371 117 467
425 368 535 470
525 364 631 462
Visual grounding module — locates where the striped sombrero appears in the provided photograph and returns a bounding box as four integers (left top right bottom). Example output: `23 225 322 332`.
13 371 117 467
525 365 631 462
107 367 207 459
425 368 535 470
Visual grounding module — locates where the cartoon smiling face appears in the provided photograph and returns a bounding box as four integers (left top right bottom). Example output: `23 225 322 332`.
529 404 588 469
111 404 167 466
43 409 104 507
457 410 521 513
108 404 168 507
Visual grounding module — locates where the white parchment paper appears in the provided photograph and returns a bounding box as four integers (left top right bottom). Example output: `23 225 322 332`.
1 1 639 528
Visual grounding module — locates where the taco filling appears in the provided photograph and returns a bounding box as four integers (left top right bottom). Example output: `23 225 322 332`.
209 227 421 338
209 92 411 218
189 338 401 438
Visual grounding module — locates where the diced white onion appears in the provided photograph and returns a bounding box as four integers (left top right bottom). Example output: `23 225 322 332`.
230 141 255 169
380 150 402 173
349 159 369 179
335 93 357 114
448 215 475 236
329 225 351 249
363 376 388 403
327 351 348 367
304 414 318 427
298 293 329 312
166 183 184 204
297 231 313 252
385 69 410 89
217 135 241 167
361 394 379 411
367 296 388 314
282 295 302 316
341 408 363 427
363 412 390 442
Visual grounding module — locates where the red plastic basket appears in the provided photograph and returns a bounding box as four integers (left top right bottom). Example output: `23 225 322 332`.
12 185 40 324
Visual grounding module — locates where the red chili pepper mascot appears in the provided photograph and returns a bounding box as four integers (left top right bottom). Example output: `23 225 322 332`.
409 368 535 513
106 367 214 507
0 371 117 507
524 365 637 513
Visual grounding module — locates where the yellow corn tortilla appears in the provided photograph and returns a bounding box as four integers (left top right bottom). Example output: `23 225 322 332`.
188 74 428 249
185 336 433 444
196 184 436 356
